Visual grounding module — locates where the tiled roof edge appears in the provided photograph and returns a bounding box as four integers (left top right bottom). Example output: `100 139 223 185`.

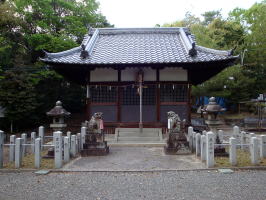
179 28 197 56
85 29 99 56
43 46 81 59
196 46 232 56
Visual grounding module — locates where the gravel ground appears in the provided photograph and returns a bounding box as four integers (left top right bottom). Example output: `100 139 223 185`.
0 170 266 200
63 147 204 171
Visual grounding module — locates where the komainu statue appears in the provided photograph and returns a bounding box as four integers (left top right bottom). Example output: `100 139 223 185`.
164 111 190 154
81 112 109 156
84 112 103 134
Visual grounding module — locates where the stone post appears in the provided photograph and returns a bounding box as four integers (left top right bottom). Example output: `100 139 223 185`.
233 126 240 140
218 130 224 143
189 132 193 152
202 130 207 135
38 126 45 150
9 135 16 162
70 135 77 157
77 133 81 153
15 138 22 168
196 133 201 157
21 133 27 157
31 132 36 154
249 133 255 154
260 135 266 159
240 131 246 150
206 132 215 168
0 130 3 168
250 137 259 165
188 126 193 142
54 131 62 169
64 137 70 163
81 127 86 150
201 135 206 161
229 137 237 166
192 132 196 152
35 138 41 168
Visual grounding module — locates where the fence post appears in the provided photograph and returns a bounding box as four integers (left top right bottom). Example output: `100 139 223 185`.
196 133 201 157
35 138 41 168
218 130 224 143
192 132 196 152
250 137 259 165
15 138 22 168
201 135 206 161
54 131 62 169
81 127 86 150
206 132 215 168
64 137 70 163
21 133 27 157
240 131 246 150
70 135 77 157
77 133 81 153
260 135 266 159
188 126 193 142
38 126 44 150
31 132 36 153
233 126 240 140
0 130 4 168
229 137 237 166
9 135 16 162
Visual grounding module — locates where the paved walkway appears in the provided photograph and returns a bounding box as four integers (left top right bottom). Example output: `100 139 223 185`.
63 147 205 171
1 170 266 200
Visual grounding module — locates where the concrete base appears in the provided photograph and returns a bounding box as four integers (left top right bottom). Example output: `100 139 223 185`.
80 141 109 156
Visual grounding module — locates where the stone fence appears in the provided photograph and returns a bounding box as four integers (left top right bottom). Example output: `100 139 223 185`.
0 126 91 169
187 126 266 168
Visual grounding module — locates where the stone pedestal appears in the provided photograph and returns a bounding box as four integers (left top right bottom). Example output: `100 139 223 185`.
205 120 228 157
80 133 109 156
164 132 190 155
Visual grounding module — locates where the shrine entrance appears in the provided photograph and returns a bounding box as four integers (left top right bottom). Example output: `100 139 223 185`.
121 84 156 123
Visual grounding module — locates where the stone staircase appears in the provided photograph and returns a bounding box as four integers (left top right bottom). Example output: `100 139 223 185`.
111 128 165 146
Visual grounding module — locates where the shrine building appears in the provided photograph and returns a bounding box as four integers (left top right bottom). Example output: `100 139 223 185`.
41 27 238 131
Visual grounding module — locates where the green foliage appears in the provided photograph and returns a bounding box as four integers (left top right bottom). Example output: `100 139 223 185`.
0 70 39 129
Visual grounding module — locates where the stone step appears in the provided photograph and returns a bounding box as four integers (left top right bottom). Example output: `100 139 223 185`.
118 136 161 142
118 131 159 137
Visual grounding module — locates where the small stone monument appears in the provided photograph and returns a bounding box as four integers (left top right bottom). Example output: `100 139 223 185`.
202 97 228 156
164 111 190 154
46 101 70 132
81 112 109 156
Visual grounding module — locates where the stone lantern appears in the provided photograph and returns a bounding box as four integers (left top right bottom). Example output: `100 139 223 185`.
47 101 71 132
202 97 228 156
202 97 226 134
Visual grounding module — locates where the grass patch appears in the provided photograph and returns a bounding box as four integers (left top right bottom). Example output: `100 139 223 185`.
4 151 54 169
215 149 266 168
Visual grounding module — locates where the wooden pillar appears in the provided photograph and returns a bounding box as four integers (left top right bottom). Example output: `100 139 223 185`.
117 70 121 122
156 69 160 122
86 71 91 119
188 83 192 123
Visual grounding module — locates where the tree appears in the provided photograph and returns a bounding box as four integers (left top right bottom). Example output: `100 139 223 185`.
202 10 222 25
0 70 39 131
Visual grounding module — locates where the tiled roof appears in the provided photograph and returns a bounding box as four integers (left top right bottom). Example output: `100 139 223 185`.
41 27 237 65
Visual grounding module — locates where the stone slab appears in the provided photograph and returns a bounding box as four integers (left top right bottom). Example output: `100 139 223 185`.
34 170 50 175
218 169 234 174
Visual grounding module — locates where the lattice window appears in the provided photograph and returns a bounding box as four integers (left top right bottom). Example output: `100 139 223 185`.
160 84 188 102
122 85 156 105
90 86 117 103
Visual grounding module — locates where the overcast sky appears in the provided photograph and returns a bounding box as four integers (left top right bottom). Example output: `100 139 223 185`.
98 0 259 27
